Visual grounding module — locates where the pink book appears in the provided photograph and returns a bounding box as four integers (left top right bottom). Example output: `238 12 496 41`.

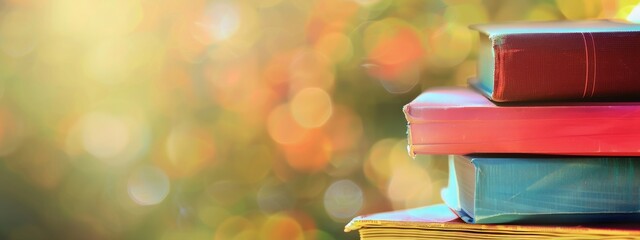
403 87 640 156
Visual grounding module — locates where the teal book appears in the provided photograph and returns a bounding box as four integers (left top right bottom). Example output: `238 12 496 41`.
442 155 640 224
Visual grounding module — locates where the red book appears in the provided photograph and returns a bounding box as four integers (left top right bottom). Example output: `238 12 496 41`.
472 20 640 102
403 87 640 156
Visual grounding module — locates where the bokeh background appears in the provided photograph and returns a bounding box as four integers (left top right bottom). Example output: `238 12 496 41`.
0 0 638 239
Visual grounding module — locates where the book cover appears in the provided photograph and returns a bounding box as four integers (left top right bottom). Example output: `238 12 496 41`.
403 87 640 156
345 204 640 239
471 20 640 102
442 155 640 224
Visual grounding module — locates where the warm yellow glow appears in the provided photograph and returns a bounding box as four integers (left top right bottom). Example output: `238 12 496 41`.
127 166 170 206
202 1 241 41
527 4 561 21
314 32 354 64
386 141 434 209
50 0 143 39
260 214 305 240
443 2 489 26
267 104 308 145
363 138 397 189
556 0 602 19
0 1 611 238
0 9 37 58
426 23 473 68
81 112 131 161
362 18 424 93
291 87 333 128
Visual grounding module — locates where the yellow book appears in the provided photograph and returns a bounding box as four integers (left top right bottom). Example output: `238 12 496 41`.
345 204 640 240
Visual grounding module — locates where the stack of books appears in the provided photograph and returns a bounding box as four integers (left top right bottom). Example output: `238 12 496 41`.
346 20 640 239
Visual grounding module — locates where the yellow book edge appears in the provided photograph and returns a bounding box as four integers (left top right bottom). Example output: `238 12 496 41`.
345 204 640 238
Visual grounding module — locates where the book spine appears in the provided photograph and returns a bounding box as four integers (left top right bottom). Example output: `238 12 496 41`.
492 32 640 102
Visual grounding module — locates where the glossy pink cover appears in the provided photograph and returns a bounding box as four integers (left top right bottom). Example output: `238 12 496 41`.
403 87 640 156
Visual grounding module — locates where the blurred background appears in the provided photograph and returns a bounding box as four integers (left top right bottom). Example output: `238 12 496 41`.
0 0 638 239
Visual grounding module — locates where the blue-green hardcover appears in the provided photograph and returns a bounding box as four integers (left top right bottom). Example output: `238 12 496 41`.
442 155 640 224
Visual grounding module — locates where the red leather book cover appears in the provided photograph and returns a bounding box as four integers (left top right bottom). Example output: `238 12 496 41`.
403 87 640 156
471 20 640 102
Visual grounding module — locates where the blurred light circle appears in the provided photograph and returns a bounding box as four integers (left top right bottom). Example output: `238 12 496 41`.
363 18 424 93
314 32 353 64
203 1 240 41
387 164 433 210
81 112 131 160
260 214 304 240
363 138 397 189
267 104 307 145
127 166 170 206
291 88 333 128
363 18 423 68
627 4 640 23
323 179 363 221
427 23 473 68
282 129 332 172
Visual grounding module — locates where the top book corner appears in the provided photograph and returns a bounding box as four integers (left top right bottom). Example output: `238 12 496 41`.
470 20 640 103
471 20 640 36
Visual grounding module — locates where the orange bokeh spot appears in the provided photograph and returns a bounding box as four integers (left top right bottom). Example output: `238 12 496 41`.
365 24 424 80
290 87 333 128
286 211 317 233
305 0 359 43
168 1 209 62
314 32 353 64
267 104 308 145
282 129 332 173
260 214 304 240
